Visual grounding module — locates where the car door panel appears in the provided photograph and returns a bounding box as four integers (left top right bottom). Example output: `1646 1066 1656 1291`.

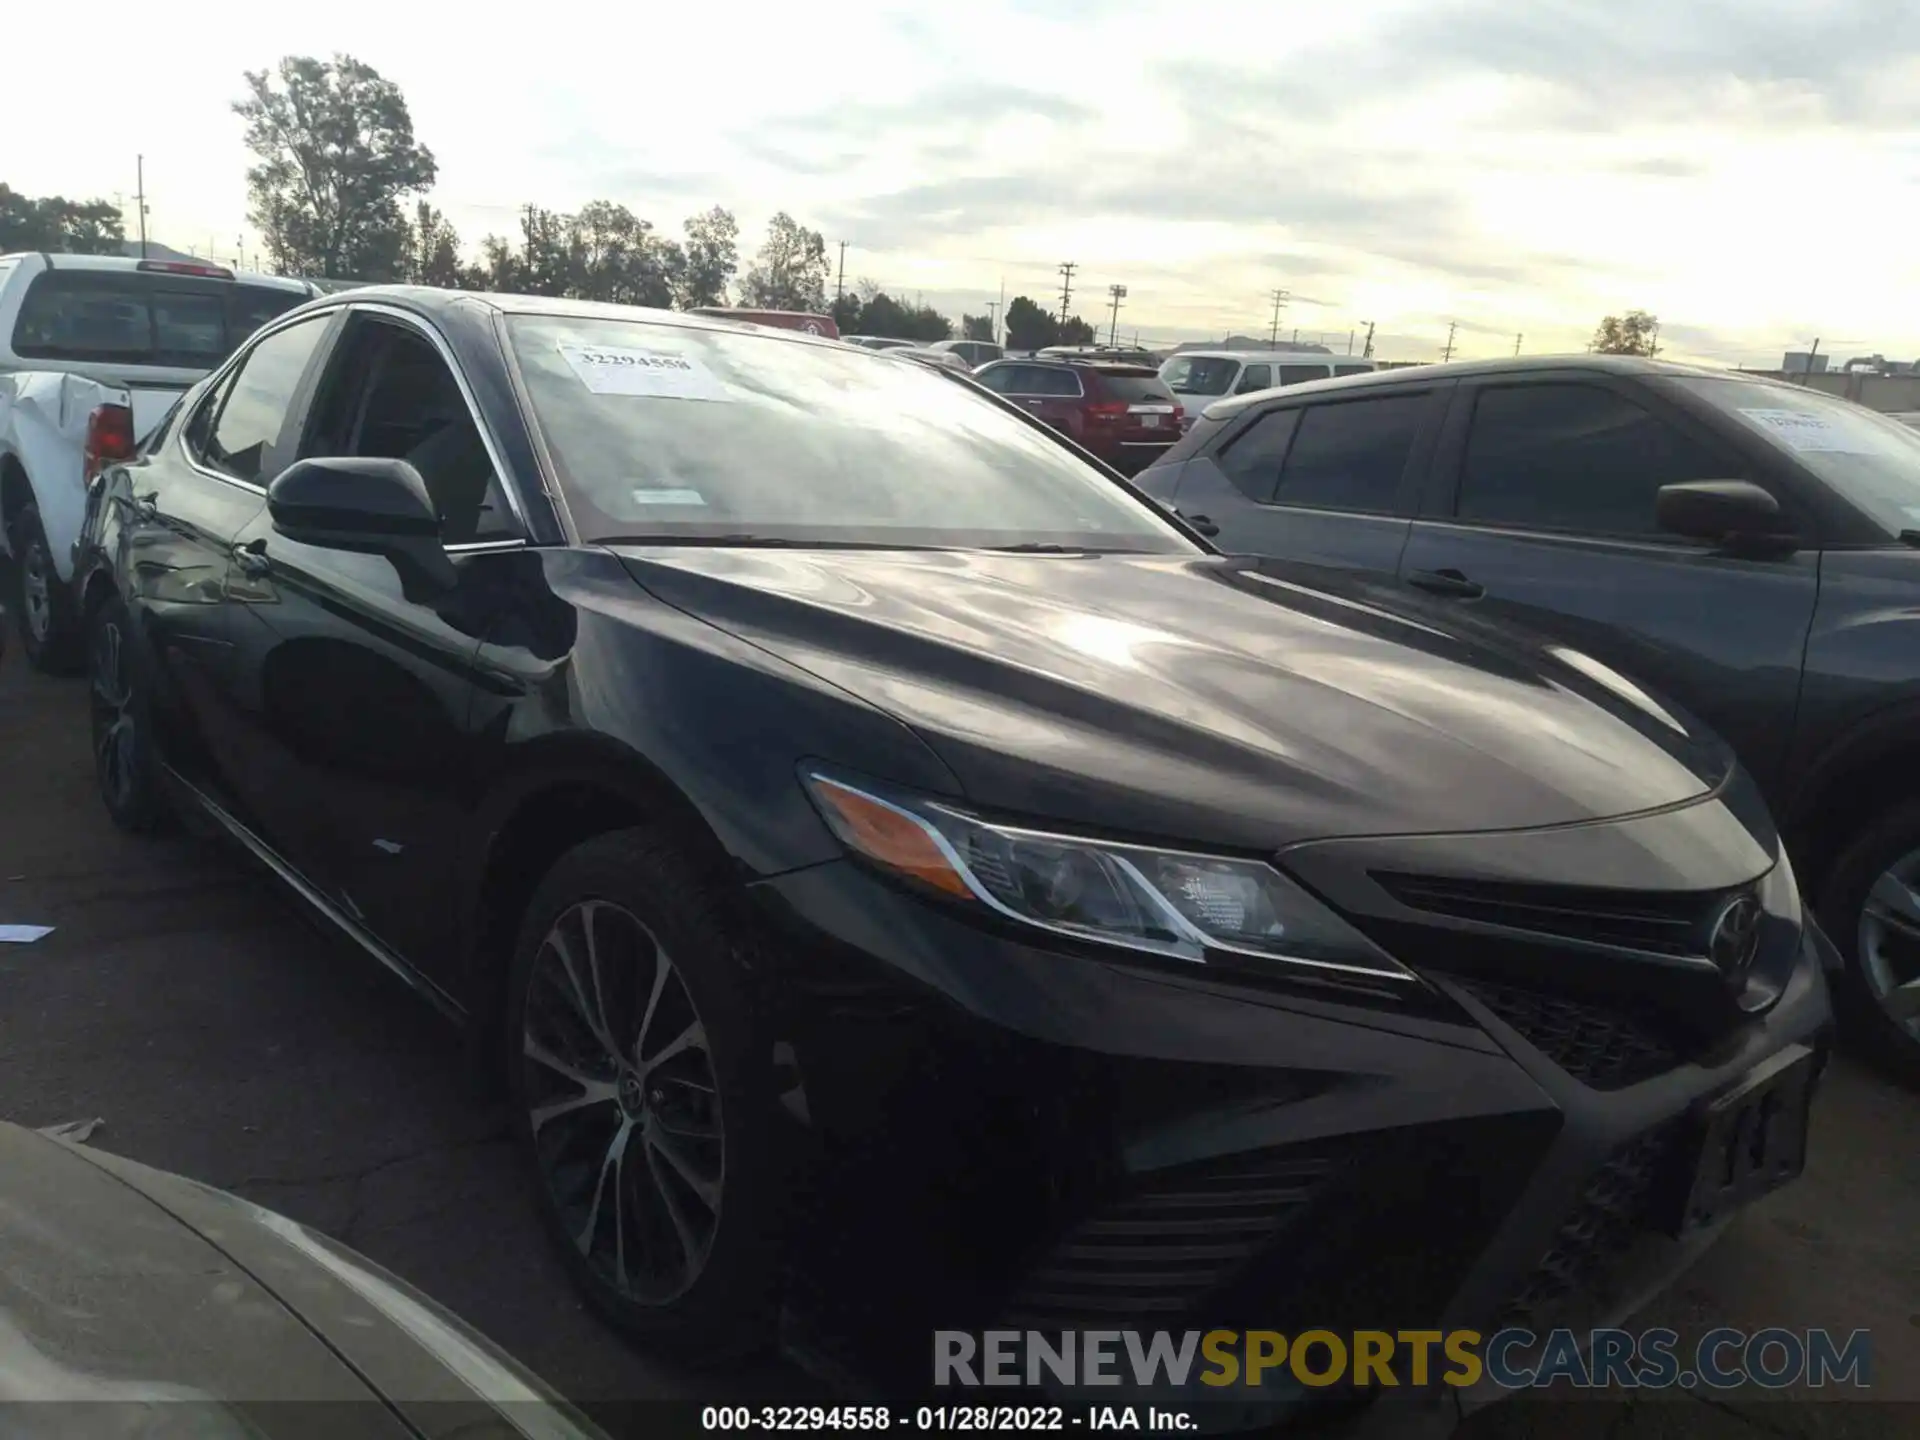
219 311 516 987
1398 375 1820 791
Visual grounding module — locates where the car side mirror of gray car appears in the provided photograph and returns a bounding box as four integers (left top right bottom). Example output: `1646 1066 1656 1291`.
1656 480 1797 554
266 456 457 593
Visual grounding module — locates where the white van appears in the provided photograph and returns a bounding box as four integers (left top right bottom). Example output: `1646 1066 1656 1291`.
1158 351 1380 427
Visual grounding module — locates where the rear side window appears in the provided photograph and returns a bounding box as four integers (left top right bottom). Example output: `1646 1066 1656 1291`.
1037 368 1083 397
1279 364 1330 386
1271 395 1426 513
1218 408 1302 501
1235 363 1271 394
1334 363 1373 377
10 271 308 368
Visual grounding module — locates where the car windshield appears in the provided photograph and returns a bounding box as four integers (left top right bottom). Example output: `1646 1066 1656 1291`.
507 315 1199 552
1669 377 1920 538
1160 356 1239 397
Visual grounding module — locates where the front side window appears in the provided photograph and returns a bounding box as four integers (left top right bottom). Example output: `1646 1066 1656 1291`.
1236 364 1271 394
1272 394 1426 513
1334 363 1373 377
1668 376 1920 540
1278 364 1330 387
1218 408 1301 501
1458 383 1730 536
506 315 1198 552
201 316 331 483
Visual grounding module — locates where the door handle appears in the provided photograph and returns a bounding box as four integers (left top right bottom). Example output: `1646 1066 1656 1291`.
1405 567 1484 599
1176 510 1221 538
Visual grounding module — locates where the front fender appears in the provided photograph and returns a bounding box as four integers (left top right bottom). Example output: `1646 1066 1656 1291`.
0 371 129 582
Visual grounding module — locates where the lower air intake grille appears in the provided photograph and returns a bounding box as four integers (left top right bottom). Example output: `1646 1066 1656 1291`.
1498 1128 1677 1330
999 1149 1333 1331
1454 976 1680 1089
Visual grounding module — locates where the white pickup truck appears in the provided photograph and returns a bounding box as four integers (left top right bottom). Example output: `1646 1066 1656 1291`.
0 252 318 670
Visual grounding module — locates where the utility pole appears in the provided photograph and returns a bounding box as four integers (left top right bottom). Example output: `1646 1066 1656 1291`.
1291 327 1298 345
1057 262 1077 325
1362 321 1375 359
134 155 149 258
1347 329 1355 356
997 277 1005 346
1107 283 1127 347
1442 321 1458 363
1268 289 1289 345
237 236 246 270
986 300 999 344
1803 338 1821 385
1513 333 1523 356
1649 320 1660 358
835 241 848 303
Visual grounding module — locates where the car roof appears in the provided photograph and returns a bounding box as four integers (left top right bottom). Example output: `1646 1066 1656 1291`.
1199 352 1754 419
0 251 311 291
299 285 861 351
1168 350 1369 365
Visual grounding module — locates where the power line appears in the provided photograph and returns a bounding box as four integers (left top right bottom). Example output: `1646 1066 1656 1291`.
1268 288 1290 345
1058 262 1077 324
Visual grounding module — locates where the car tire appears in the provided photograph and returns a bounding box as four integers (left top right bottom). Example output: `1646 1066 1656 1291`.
88 592 170 834
9 502 81 673
505 825 786 1361
1816 802 1920 1089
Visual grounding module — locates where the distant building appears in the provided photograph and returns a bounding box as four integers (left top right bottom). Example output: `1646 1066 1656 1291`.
1782 351 1829 374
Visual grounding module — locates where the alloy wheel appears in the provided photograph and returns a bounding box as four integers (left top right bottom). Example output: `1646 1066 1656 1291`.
1856 848 1920 1036
90 617 137 811
21 542 51 644
522 899 724 1304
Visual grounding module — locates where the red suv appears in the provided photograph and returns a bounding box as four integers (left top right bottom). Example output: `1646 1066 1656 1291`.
972 359 1183 475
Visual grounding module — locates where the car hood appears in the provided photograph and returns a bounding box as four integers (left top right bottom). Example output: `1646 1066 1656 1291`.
0 1123 603 1440
612 547 1734 850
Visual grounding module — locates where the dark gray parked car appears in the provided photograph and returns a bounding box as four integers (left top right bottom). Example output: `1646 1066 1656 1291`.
1135 356 1920 1079
0 1120 606 1439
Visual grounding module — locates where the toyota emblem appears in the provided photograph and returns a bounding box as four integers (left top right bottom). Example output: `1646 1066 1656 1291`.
1707 893 1763 978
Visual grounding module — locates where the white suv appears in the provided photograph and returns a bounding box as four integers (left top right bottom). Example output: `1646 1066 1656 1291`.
0 252 315 669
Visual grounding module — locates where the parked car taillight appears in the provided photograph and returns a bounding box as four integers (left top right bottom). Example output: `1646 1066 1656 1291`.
1085 401 1129 421
83 404 137 484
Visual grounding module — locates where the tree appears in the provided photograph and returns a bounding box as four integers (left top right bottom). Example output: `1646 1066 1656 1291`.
1058 315 1096 346
570 200 678 308
738 211 830 311
402 201 466 288
1592 310 1660 356
234 54 437 280
673 206 738 309
1004 295 1058 351
0 183 125 253
830 293 861 332
962 313 994 342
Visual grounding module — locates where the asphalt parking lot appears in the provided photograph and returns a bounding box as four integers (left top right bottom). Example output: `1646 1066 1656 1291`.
1 654 1915 1438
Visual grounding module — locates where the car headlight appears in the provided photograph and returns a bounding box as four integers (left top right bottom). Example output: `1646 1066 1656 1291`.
803 771 1417 984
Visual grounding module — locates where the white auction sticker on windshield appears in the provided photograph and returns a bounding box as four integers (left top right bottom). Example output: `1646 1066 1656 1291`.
630 488 707 506
1738 407 1870 453
558 343 731 402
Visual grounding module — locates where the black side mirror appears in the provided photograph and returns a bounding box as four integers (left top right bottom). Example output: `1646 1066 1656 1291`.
266 456 456 593
1655 480 1796 553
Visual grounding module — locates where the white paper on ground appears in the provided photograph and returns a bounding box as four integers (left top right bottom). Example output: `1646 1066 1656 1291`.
1737 407 1875 453
558 343 732 402
0 924 53 943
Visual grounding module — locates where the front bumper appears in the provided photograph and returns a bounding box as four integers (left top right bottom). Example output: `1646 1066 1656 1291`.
750 854 1833 1425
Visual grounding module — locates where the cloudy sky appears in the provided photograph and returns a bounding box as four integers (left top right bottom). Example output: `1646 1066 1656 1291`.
9 0 1918 364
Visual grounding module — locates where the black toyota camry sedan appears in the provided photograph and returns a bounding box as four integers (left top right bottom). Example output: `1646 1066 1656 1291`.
75 289 1831 1425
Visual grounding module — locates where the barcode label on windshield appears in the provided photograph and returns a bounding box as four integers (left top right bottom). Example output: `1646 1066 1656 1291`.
559 343 732 402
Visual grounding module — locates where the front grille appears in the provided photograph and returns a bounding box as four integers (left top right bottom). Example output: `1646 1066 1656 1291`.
999 1149 1334 1330
1454 975 1679 1089
1374 872 1716 959
1498 1128 1679 1330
